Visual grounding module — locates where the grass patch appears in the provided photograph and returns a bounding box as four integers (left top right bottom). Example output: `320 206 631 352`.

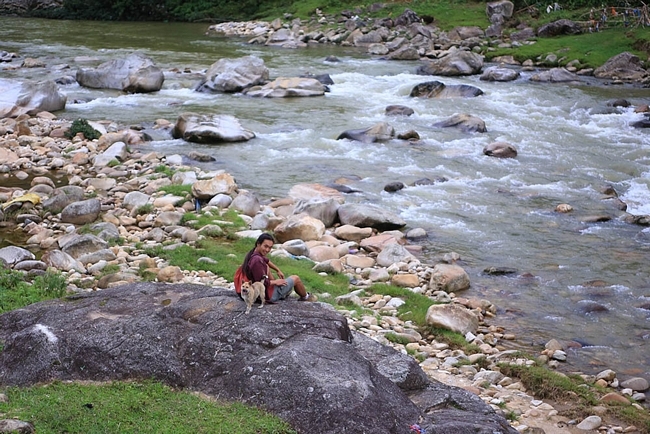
364 284 435 327
135 203 154 216
158 184 192 197
0 269 67 314
98 264 121 277
385 331 412 345
0 380 295 434
154 164 175 178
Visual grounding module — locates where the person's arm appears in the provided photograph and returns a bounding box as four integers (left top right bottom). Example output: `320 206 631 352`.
267 260 285 279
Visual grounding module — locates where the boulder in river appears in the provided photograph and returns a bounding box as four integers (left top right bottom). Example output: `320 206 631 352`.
76 53 164 93
433 113 487 133
530 67 581 83
195 55 269 93
480 66 520 82
594 52 649 81
0 283 517 434
172 112 255 143
483 142 517 158
0 78 66 119
338 203 406 230
337 122 395 143
410 81 484 98
416 50 484 76
245 77 326 97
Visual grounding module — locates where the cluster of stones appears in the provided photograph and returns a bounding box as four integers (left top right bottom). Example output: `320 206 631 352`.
1 112 649 433
206 3 649 85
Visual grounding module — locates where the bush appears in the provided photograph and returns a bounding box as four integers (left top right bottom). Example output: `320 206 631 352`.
65 118 102 140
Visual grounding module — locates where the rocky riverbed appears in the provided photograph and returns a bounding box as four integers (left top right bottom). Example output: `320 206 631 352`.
1 111 649 433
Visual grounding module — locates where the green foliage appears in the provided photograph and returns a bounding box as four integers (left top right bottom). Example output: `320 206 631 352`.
158 184 192 197
385 332 412 345
65 118 101 140
424 325 481 354
107 159 120 168
364 284 436 327
154 165 175 178
135 204 154 216
0 380 295 434
0 269 67 314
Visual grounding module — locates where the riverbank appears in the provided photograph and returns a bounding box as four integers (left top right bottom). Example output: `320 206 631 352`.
1 112 649 432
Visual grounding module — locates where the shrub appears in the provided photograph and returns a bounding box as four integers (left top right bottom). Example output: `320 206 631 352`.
65 118 102 140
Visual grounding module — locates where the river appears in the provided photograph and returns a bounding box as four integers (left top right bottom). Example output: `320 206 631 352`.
1 16 650 380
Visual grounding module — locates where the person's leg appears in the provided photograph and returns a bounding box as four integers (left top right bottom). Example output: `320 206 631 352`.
291 275 307 297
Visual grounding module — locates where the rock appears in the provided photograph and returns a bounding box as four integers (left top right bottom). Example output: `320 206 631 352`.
343 255 375 268
157 266 184 282
0 419 35 433
41 250 86 273
273 214 326 243
384 181 405 193
426 304 479 334
394 8 421 26
486 1 514 19
600 392 630 404
483 142 517 158
229 190 260 217
556 204 573 213
537 19 581 37
312 258 343 273
61 234 109 259
397 130 420 141
293 198 340 227
42 186 85 213
386 46 420 60
385 105 414 116
154 211 184 227
308 245 339 262
430 264 471 292
60 199 102 225
123 191 151 211
334 225 373 243
281 239 310 257
416 51 484 76
245 77 326 98
0 246 35 267
376 244 415 267
208 194 233 208
336 122 395 143
191 172 238 199
172 113 255 144
77 249 117 265
480 66 520 82
368 43 389 55
299 73 334 86
576 415 601 430
187 152 215 163
448 26 485 40
195 55 269 93
620 377 649 392
594 52 649 81
392 273 420 288
76 53 164 93
410 81 484 98
13 260 48 273
338 203 406 230
0 79 67 119
530 68 581 83
287 184 345 203
433 113 487 133
0 282 516 434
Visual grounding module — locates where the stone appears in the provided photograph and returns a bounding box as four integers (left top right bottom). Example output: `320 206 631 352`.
245 77 326 98
312 258 343 274
41 250 86 273
76 53 164 93
287 184 345 203
195 55 269 93
368 268 390 282
430 264 470 292
308 245 339 262
600 392 630 404
293 198 341 227
61 234 109 259
391 273 420 288
208 194 233 208
530 68 581 83
273 214 326 243
0 419 35 433
486 1 514 19
0 78 67 118
343 255 375 268
335 225 373 243
385 105 414 116
416 51 484 76
337 122 395 143
281 239 310 257
123 191 151 211
60 199 102 225
410 81 484 98
537 19 581 37
426 303 479 335
338 203 406 230
154 211 184 227
483 142 517 158
594 52 649 81
480 66 520 82
433 113 486 133
157 266 184 282
620 377 649 392
0 246 36 267
172 113 255 144
192 172 238 199
576 415 601 430
229 190 260 217
377 244 415 267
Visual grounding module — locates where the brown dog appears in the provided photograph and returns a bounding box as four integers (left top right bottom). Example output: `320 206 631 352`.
241 280 265 314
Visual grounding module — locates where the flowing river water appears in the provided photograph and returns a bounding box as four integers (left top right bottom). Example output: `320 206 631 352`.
1 16 650 379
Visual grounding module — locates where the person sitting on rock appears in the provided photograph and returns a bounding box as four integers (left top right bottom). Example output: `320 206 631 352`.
240 233 317 303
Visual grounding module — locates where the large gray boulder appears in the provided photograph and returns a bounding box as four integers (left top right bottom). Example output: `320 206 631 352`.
42 186 85 214
76 53 164 93
480 66 520 82
536 19 581 37
293 198 341 228
60 234 109 259
0 246 35 267
486 1 514 19
60 199 102 225
195 55 269 93
336 122 395 143
594 52 649 81
172 113 255 144
530 68 581 83
416 51 484 76
0 283 517 434
245 77 326 98
433 113 487 133
338 203 406 230
0 79 66 119
410 81 483 98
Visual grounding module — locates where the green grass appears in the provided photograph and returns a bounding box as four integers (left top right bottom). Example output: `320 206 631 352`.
0 380 295 434
489 27 649 68
158 184 192 197
154 165 175 178
135 203 154 216
364 284 435 326
0 269 67 314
